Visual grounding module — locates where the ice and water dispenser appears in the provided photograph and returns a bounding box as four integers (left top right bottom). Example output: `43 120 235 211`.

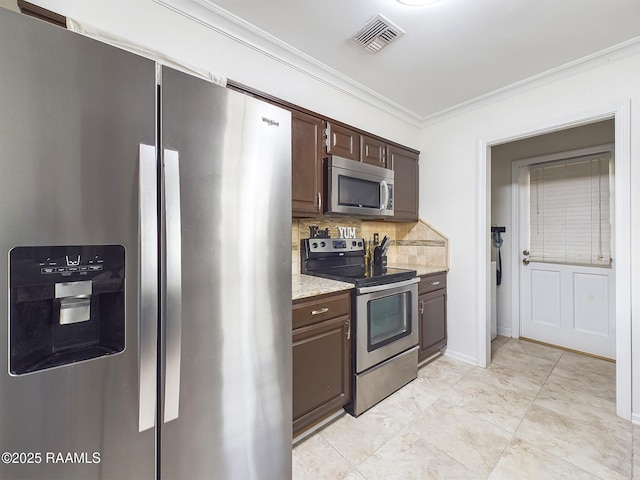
9 245 125 375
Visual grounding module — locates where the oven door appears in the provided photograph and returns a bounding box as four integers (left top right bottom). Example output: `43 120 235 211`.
354 278 419 373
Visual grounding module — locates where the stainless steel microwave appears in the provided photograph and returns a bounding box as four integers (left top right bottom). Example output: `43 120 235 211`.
324 156 394 217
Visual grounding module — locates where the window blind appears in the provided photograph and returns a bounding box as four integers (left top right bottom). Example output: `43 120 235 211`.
529 153 611 266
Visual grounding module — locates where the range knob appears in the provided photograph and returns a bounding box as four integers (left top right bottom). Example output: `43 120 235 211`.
358 241 363 247
312 242 318 249
320 241 326 248
352 241 357 247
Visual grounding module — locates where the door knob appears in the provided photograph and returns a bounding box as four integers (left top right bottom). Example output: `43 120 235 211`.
523 258 530 265
522 250 530 256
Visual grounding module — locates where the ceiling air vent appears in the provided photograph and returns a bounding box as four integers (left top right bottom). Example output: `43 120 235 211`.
350 14 405 54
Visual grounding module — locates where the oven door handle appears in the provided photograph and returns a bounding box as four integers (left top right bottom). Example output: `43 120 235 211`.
357 276 420 295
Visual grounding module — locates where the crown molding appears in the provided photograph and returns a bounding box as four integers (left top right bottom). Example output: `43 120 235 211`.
156 0 640 129
155 0 423 126
420 36 640 127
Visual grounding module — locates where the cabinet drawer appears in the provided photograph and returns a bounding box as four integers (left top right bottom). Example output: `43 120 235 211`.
419 273 446 295
293 291 351 329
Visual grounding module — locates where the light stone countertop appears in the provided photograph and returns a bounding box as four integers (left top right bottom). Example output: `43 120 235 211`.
292 274 354 301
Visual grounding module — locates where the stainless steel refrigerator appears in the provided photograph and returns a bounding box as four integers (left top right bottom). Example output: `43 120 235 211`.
0 8 292 480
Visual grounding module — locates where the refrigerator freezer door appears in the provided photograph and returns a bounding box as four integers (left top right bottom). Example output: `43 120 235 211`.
160 67 292 480
0 9 156 480
139 144 159 433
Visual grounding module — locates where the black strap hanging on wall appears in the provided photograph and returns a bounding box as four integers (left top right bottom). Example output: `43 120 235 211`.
491 227 505 286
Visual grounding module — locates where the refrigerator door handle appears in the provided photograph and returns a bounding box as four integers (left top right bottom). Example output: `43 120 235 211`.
139 143 158 432
163 148 182 423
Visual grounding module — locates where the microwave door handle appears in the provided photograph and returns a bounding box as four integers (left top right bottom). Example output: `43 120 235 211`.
380 180 389 210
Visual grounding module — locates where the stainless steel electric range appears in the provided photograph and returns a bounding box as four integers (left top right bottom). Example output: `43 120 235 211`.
301 237 420 416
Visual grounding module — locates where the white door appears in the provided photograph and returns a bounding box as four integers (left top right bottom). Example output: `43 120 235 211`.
518 152 615 359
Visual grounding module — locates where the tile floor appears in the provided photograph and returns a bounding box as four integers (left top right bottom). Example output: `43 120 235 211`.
292 336 638 479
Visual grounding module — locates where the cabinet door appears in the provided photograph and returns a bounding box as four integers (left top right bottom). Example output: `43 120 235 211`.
418 289 447 362
292 315 351 435
360 135 387 168
325 122 359 161
389 145 419 221
292 110 323 217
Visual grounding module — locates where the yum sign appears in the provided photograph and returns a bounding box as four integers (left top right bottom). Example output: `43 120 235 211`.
337 226 357 239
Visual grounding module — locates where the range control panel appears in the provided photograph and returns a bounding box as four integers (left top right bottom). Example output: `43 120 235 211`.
10 245 124 287
305 238 365 254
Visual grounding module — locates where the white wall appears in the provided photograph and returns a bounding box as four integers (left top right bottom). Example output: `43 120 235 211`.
418 50 640 415
28 0 419 149
0 1 18 12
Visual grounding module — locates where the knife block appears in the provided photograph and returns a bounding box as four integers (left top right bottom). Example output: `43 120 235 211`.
373 246 387 275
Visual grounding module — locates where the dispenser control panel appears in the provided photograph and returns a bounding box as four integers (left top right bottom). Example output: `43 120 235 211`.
10 245 124 287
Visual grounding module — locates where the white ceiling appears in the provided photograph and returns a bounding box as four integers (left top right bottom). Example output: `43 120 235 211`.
171 0 640 123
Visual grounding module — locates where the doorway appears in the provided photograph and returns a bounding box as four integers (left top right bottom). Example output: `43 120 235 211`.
477 104 632 420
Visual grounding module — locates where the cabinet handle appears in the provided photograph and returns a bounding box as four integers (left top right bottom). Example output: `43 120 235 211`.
345 320 351 340
419 300 424 314
311 307 329 315
317 192 322 212
429 281 440 286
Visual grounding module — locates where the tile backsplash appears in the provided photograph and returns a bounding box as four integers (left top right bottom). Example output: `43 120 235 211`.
292 218 449 274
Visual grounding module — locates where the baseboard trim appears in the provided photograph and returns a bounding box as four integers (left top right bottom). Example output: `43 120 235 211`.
443 348 477 366
497 326 512 337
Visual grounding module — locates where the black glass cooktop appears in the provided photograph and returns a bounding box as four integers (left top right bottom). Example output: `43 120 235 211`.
307 266 416 288
300 237 416 287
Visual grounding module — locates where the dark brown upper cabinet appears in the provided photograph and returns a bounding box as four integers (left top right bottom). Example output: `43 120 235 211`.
18 1 67 28
292 110 323 217
325 122 359 161
360 135 387 168
388 145 419 222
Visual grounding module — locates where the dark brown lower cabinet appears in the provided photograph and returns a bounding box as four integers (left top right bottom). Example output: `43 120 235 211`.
418 272 447 363
292 291 351 437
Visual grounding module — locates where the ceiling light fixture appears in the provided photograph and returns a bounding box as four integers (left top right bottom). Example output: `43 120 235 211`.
396 0 440 5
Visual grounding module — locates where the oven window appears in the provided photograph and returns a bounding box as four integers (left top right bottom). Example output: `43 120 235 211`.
338 175 380 209
367 291 412 352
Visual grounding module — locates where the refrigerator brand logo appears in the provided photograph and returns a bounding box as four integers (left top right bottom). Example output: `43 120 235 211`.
262 117 279 127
